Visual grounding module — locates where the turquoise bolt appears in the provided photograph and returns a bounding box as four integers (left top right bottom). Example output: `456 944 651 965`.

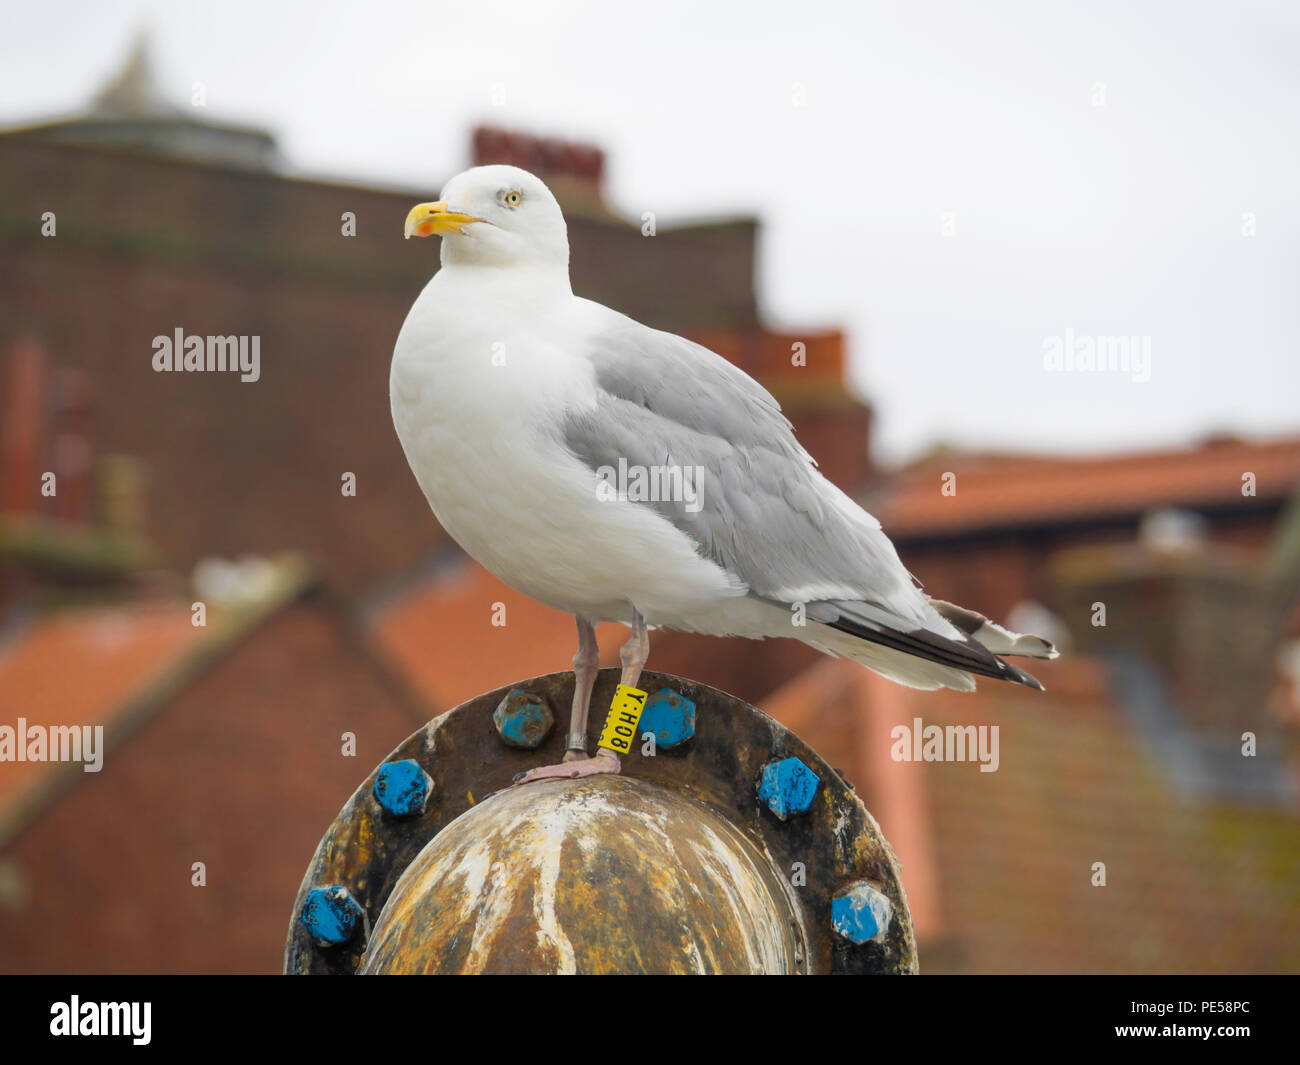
831 882 893 945
301 886 364 947
373 759 432 818
756 756 821 820
492 689 555 749
638 689 697 749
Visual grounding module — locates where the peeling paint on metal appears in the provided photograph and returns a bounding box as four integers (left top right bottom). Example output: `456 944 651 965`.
757 756 821 820
285 667 919 976
301 886 363 946
831 881 893 945
493 689 555 750
532 805 578 974
372 759 431 818
359 777 804 974
421 709 453 755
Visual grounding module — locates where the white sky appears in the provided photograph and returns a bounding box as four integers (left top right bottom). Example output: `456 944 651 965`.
3 0 1297 463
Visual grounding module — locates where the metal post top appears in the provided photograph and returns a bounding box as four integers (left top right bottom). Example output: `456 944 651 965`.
285 668 918 975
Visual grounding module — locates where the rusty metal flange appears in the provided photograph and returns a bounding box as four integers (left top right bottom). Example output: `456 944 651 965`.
284 668 918 975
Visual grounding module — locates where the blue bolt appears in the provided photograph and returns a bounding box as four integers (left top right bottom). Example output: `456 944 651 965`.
301 886 364 947
831 882 893 945
493 689 554 749
373 759 432 817
638 689 696 750
757 756 821 819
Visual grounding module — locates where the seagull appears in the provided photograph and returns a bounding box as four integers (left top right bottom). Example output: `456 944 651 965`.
391 165 1058 784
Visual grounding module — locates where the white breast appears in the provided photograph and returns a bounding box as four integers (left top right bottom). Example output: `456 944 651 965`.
389 272 742 623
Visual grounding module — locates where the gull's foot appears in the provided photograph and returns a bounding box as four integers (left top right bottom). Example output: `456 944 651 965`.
513 750 621 785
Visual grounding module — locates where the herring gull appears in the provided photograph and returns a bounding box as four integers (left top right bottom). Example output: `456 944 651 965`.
391 165 1057 784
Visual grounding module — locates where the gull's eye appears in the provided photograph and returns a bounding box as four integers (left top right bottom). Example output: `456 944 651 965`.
503 189 523 208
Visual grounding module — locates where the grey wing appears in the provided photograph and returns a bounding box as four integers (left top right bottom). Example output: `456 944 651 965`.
562 315 930 621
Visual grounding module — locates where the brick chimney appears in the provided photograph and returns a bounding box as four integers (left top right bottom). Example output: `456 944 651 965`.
1053 542 1288 740
471 126 605 201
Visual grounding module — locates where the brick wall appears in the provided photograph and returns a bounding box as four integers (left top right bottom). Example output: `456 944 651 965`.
0 138 767 593
0 595 426 973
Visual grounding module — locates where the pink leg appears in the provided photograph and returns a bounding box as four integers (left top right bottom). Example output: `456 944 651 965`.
514 610 649 785
562 616 600 762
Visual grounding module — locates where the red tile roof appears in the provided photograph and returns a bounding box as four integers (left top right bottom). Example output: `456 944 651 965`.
761 652 1300 973
0 597 429 972
370 561 626 713
0 601 203 810
872 436 1300 539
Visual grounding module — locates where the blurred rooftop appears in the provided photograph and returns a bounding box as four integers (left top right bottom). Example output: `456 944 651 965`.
1 35 1298 974
871 434 1300 541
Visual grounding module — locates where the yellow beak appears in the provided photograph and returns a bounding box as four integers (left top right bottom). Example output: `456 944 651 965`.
404 201 484 239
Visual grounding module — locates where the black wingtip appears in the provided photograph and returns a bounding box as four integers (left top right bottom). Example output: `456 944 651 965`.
1004 662 1046 691
823 603 1051 692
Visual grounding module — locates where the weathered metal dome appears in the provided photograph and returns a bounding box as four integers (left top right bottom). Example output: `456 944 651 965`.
363 776 804 974
285 669 918 975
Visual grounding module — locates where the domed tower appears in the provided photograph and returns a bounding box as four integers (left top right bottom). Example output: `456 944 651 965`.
3 31 279 171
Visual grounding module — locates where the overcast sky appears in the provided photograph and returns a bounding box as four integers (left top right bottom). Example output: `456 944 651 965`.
3 0 1297 463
